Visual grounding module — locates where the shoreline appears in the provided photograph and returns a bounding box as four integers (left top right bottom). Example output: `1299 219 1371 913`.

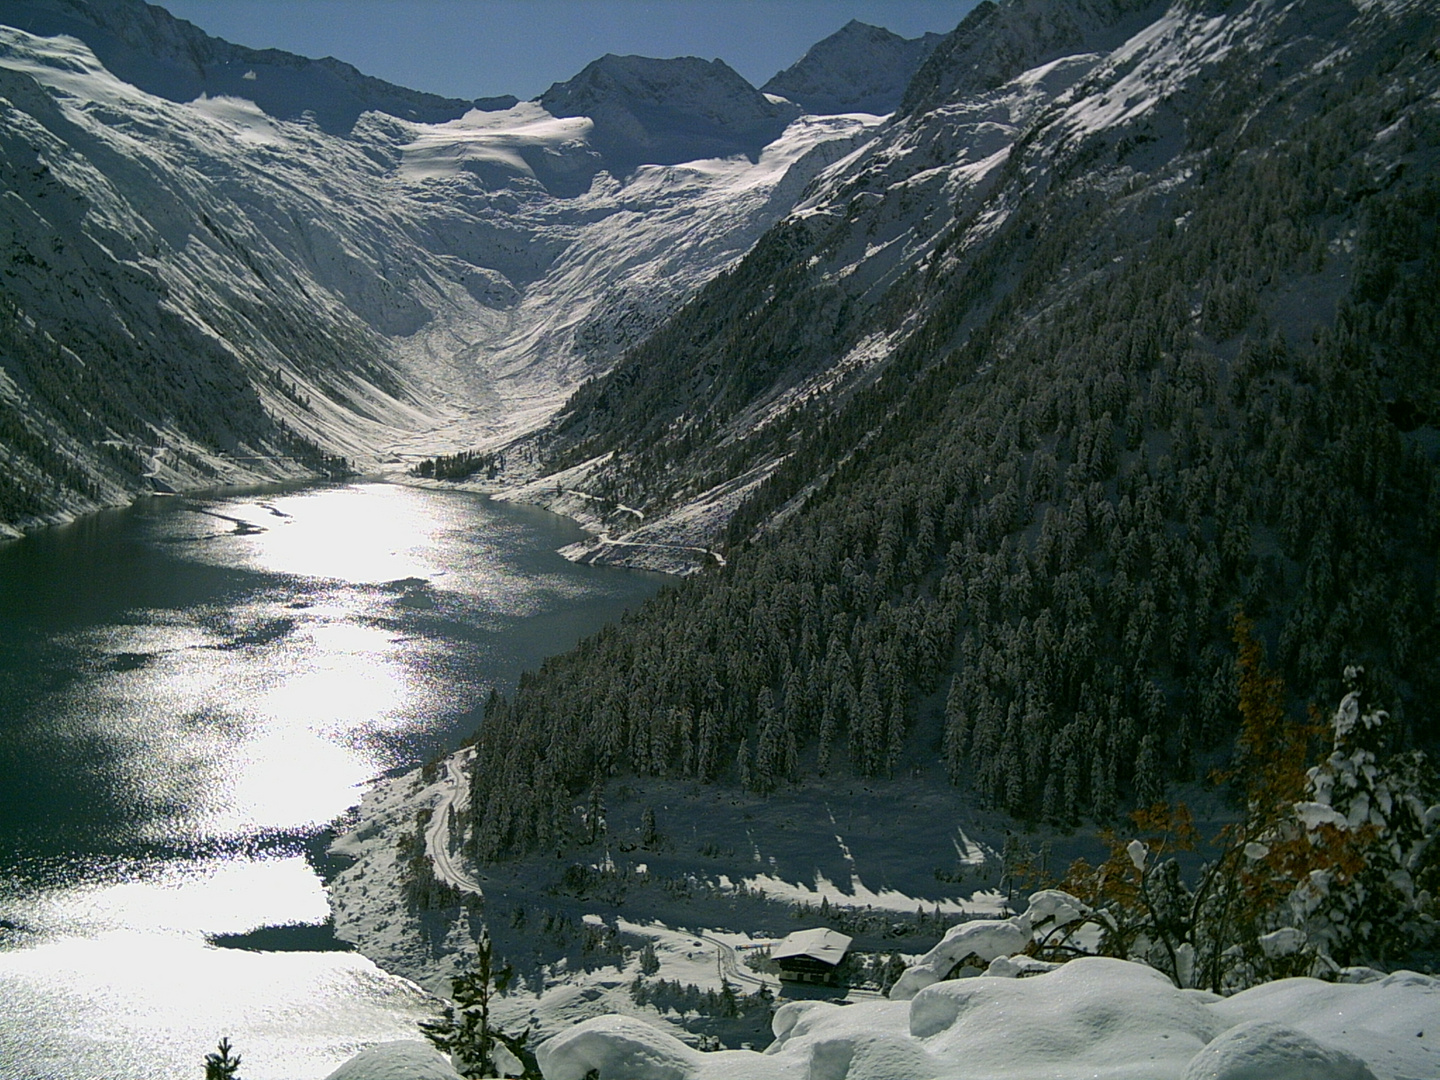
0 466 347 544
1 444 734 580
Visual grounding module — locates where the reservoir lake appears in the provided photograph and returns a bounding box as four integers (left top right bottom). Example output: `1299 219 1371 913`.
0 482 666 1079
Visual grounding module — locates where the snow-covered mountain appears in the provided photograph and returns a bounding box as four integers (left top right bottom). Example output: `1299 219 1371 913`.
761 19 945 116
0 0 509 133
0 5 879 536
456 0 1439 941
386 0 1440 1067
539 54 801 176
532 0 1438 569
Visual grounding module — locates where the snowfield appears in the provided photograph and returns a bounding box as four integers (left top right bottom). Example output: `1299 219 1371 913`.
327 751 1439 1080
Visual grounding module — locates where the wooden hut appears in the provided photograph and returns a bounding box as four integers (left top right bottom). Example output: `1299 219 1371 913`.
771 927 852 985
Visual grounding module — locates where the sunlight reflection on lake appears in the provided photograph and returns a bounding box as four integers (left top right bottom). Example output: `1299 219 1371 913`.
193 485 537 603
0 481 665 1078
0 857 436 1080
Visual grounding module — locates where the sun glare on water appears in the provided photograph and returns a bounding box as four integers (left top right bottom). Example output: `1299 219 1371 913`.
0 481 664 1079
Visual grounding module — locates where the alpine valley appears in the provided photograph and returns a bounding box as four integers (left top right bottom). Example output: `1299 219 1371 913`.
3 0 1440 1078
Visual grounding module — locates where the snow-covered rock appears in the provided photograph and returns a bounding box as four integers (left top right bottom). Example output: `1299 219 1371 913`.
1207 970 1440 1080
984 953 1061 978
887 914 1031 999
1179 1020 1377 1080
910 957 1217 1068
535 1014 707 1080
322 1040 464 1080
805 1028 941 1080
1024 889 1091 934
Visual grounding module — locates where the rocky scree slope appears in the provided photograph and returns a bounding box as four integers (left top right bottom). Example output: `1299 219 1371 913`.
461 0 1440 860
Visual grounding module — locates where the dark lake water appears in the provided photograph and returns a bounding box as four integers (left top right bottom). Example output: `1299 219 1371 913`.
0 482 665 1079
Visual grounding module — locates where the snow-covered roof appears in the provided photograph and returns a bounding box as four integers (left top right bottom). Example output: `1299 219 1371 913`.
772 927 853 965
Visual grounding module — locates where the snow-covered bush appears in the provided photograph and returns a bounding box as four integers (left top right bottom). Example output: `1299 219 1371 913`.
1281 667 1439 969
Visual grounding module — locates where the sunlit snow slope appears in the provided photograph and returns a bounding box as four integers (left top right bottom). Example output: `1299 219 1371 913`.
0 22 878 536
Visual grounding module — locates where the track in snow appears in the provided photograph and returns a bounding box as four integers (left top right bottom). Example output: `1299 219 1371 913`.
695 932 770 992
425 749 487 899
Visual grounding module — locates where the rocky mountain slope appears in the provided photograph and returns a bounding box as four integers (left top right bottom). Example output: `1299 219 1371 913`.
761 19 944 115
0 4 878 537
460 0 1440 860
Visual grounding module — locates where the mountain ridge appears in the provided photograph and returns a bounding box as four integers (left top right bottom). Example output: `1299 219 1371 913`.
0 0 511 133
0 12 881 537
761 18 945 116
457 0 1440 866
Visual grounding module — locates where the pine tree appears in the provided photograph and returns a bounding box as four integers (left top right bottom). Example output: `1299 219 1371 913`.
204 1038 241 1080
420 934 541 1079
586 780 606 844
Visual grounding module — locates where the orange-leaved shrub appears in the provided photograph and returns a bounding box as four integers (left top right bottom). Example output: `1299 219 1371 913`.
1047 614 1438 991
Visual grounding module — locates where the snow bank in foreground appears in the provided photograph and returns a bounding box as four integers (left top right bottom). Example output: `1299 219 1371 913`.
886 914 1031 999
533 957 1438 1080
322 1039 462 1079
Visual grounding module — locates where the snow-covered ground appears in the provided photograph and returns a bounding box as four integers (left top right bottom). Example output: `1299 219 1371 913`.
325 733 1439 1078
325 746 1040 1059
524 890 1440 1079
328 805 1440 1080
536 955 1439 1080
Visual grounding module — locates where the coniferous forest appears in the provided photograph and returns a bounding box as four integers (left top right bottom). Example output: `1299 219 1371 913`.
462 0 1440 862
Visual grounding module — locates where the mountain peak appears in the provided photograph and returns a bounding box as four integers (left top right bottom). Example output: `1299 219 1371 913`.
539 53 798 173
761 20 944 115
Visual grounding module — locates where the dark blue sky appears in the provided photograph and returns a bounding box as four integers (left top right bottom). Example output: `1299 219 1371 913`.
160 1 976 101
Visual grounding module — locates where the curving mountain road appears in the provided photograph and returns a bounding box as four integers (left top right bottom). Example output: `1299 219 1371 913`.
424 748 486 898
696 932 770 991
